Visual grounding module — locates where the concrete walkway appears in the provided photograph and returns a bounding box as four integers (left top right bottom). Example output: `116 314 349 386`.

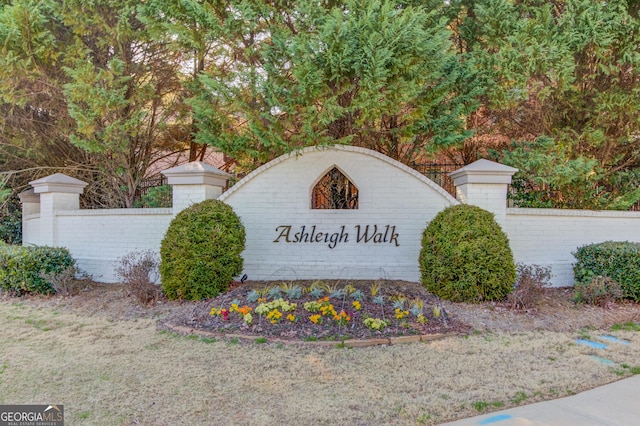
441 375 640 426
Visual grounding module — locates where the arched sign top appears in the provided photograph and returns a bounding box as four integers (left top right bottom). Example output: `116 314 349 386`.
219 145 458 204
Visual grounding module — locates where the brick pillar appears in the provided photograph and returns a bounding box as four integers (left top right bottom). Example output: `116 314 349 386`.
449 159 517 228
28 173 88 246
162 161 231 216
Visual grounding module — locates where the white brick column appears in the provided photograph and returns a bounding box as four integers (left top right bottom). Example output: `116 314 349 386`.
162 161 230 215
449 159 517 228
29 173 88 246
18 188 40 217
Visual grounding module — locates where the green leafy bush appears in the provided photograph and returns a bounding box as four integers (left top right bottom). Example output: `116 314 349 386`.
574 275 624 306
573 241 640 301
160 199 245 300
0 244 75 295
135 185 172 208
419 205 516 303
0 198 22 244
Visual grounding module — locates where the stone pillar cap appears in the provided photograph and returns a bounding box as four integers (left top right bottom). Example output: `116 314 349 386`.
450 159 518 185
162 161 231 186
29 173 88 194
18 188 40 203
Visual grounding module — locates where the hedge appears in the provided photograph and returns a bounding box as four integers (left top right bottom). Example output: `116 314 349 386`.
573 241 640 301
0 243 75 295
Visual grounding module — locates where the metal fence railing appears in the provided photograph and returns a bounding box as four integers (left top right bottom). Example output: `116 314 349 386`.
410 162 462 197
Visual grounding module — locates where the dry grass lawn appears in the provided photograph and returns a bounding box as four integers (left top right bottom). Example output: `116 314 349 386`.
2 298 640 425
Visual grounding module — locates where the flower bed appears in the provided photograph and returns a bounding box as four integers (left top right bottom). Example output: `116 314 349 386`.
180 280 470 341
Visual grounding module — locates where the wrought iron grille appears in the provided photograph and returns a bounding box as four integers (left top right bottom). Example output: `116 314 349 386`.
411 162 462 197
312 167 359 209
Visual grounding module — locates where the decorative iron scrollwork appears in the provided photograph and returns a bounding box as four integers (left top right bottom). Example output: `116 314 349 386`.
311 167 358 209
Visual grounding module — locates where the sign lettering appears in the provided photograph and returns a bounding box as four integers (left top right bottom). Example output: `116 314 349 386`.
274 225 399 248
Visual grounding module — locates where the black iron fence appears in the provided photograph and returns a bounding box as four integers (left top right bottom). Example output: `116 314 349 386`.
411 162 462 197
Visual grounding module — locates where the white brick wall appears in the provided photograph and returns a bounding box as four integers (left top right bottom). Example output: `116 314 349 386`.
53 209 172 282
220 146 458 281
505 208 640 287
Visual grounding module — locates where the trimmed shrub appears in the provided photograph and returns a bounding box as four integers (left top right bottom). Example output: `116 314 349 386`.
0 244 75 295
160 199 245 300
573 241 640 301
419 204 516 303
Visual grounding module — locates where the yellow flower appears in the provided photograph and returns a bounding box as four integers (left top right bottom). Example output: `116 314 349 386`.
309 314 322 324
352 301 361 311
287 314 296 322
243 313 253 325
209 307 218 316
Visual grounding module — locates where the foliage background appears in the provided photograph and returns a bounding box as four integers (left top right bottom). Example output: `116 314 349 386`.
1 0 640 237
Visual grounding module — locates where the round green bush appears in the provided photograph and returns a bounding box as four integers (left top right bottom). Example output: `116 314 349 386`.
419 204 516 303
160 199 245 300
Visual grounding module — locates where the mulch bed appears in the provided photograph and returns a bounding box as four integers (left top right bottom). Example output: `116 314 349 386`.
166 280 472 341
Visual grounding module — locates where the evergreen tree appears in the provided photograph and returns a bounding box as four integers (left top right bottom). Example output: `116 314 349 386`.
191 0 481 166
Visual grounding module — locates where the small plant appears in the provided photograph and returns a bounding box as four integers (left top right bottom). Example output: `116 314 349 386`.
115 250 161 305
282 283 303 299
432 305 441 319
267 286 283 299
321 282 345 299
511 391 528 404
392 297 406 310
372 295 384 305
409 300 423 317
255 298 296 323
255 337 267 344
343 284 356 295
394 308 409 319
333 310 351 326
370 281 380 297
40 266 84 297
246 289 260 303
211 303 254 325
307 286 325 298
508 264 551 310
574 275 624 307
350 289 365 302
309 314 323 325
363 317 389 331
